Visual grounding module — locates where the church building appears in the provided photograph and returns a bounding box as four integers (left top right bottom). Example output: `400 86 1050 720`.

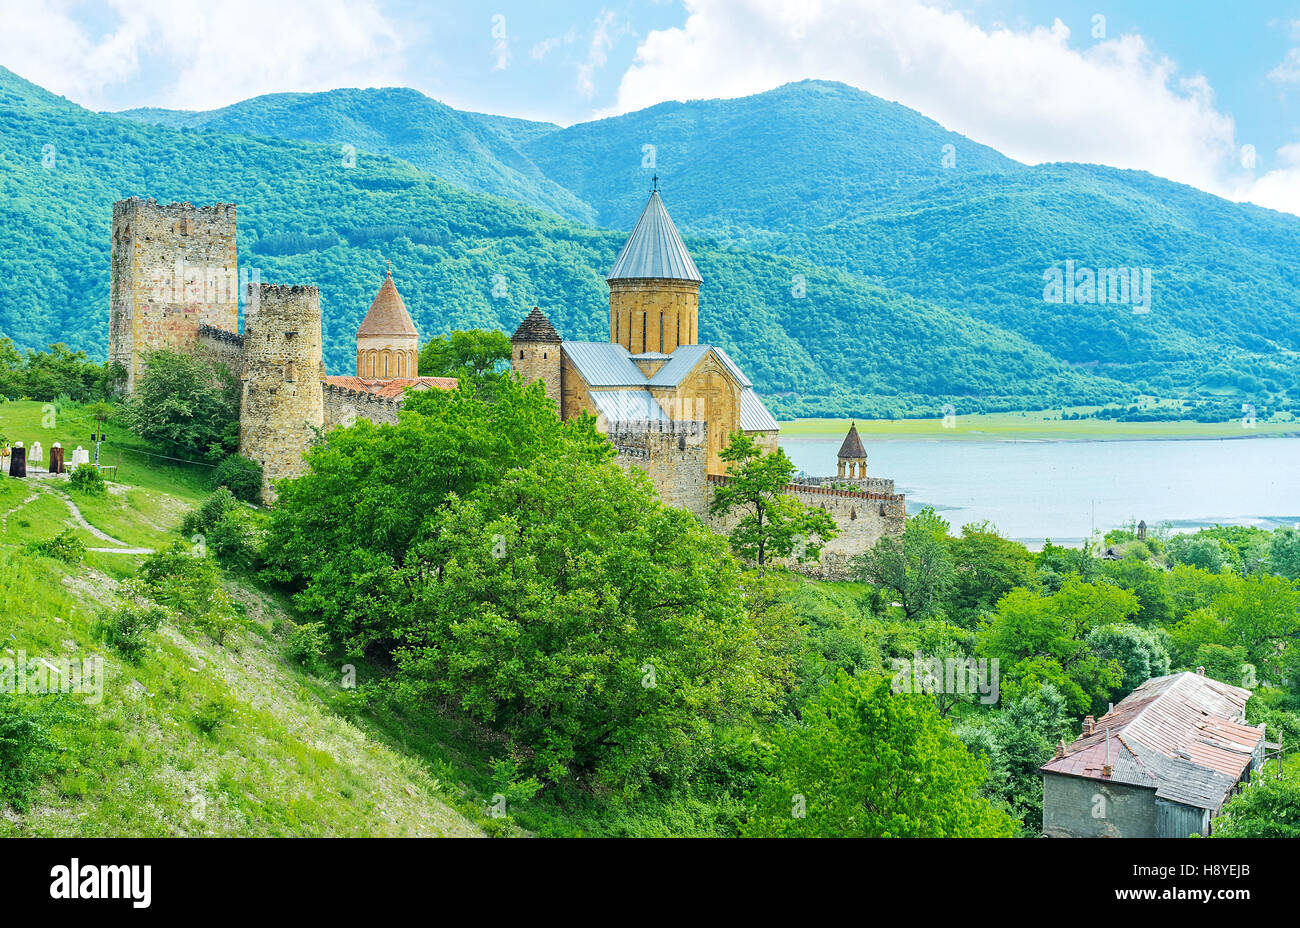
510 185 779 475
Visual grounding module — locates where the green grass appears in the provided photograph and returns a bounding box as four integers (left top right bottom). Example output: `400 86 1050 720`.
779 407 1300 441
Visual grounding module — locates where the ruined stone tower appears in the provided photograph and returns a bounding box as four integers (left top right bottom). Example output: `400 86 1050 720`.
511 307 562 407
109 198 239 393
355 266 419 378
607 188 702 355
238 284 325 503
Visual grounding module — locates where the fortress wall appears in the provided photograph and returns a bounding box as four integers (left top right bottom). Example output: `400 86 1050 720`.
611 420 710 519
705 475 906 579
110 198 239 393
195 324 245 375
322 383 403 428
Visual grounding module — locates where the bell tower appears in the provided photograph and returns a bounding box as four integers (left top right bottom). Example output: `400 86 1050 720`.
607 179 702 355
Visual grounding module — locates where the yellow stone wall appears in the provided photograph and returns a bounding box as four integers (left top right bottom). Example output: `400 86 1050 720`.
356 335 418 379
609 279 700 354
651 356 741 475
514 341 562 409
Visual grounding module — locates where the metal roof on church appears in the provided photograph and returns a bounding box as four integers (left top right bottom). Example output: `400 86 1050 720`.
740 389 780 432
607 191 703 283
590 390 671 423
561 342 646 387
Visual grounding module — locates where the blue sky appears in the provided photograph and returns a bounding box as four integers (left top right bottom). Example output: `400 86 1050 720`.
3 1 1298 213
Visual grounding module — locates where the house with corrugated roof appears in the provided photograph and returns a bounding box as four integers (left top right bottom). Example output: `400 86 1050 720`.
1040 669 1266 837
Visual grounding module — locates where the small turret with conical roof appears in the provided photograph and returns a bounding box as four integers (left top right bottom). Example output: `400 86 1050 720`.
356 263 419 378
607 178 701 355
837 422 868 479
511 306 562 408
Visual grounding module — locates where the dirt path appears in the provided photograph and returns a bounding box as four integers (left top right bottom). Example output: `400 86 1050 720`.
0 491 40 532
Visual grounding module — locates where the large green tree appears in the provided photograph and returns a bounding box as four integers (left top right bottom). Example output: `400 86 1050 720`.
710 432 837 575
120 349 239 462
854 507 954 619
743 673 1015 837
392 448 789 791
418 328 513 396
1213 773 1300 838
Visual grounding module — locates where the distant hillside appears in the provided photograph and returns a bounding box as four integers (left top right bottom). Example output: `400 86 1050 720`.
0 66 1110 417
105 76 1300 416
116 87 594 224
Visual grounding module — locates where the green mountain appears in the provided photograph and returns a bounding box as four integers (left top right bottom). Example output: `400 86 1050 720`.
108 77 1300 415
0 65 1107 417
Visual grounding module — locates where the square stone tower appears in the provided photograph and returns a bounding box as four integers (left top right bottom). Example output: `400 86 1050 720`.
109 198 239 393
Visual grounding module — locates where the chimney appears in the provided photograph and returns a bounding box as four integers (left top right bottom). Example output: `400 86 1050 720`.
1197 666 1206 676
1055 740 1067 759
1082 715 1095 736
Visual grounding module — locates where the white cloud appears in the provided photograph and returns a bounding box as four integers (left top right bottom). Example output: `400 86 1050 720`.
532 27 577 62
606 0 1299 216
0 0 405 110
577 10 628 99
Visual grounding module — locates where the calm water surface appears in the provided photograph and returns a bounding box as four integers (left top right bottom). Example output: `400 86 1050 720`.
780 436 1300 545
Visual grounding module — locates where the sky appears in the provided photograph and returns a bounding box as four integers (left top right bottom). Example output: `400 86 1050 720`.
2 0 1298 214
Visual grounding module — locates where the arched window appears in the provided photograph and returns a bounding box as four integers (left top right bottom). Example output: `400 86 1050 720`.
520 349 525 359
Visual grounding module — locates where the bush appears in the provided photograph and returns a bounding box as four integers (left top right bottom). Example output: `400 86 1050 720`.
98 601 167 662
285 621 328 665
25 528 86 564
193 696 232 737
67 464 106 496
181 488 257 568
210 455 263 504
0 694 61 812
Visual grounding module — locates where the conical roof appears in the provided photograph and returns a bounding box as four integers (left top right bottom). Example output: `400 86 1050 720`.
357 268 418 338
512 306 561 342
837 422 866 459
607 190 702 283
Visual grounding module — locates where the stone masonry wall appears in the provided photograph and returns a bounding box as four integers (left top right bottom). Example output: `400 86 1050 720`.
238 284 324 503
609 279 700 354
612 420 709 519
706 475 905 579
110 198 238 393
322 382 403 428
514 340 562 409
194 324 245 376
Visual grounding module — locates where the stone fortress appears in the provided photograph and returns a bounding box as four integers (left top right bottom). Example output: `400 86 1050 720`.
108 197 454 502
509 186 905 577
108 187 904 576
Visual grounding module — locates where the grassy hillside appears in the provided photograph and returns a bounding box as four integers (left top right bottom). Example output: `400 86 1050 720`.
0 66 1114 417
0 401 494 836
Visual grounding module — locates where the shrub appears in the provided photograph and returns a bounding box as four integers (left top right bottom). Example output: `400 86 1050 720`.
285 620 328 665
181 488 257 568
193 696 232 736
0 694 61 812
68 464 106 496
98 601 167 662
25 528 86 564
210 455 263 504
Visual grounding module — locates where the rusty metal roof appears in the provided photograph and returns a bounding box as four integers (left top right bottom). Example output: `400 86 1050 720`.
1041 672 1262 810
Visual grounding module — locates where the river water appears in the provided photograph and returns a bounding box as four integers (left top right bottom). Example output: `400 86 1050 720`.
780 436 1300 545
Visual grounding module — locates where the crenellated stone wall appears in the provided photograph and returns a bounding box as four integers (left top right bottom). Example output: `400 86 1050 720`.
238 284 325 503
109 197 239 393
322 382 404 428
194 323 245 376
611 420 710 518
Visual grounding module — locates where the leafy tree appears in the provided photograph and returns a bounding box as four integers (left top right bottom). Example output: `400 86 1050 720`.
1268 527 1300 579
1086 623 1172 691
1100 559 1173 626
393 448 789 792
854 507 953 619
946 521 1037 623
418 329 512 396
978 578 1135 714
742 673 1015 837
262 377 608 651
1213 773 1300 838
120 350 239 462
1167 533 1233 574
210 454 263 504
709 432 837 575
1213 575 1300 685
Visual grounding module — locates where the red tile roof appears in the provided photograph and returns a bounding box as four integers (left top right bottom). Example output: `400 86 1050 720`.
323 375 457 398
